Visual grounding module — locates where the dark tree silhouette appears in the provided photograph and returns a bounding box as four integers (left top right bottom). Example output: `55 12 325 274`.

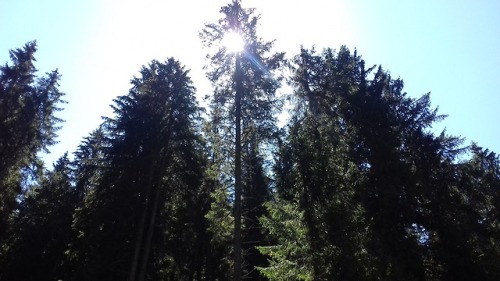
69 59 207 281
0 41 64 246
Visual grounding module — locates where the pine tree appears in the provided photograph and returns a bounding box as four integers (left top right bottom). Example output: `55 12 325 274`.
201 1 285 279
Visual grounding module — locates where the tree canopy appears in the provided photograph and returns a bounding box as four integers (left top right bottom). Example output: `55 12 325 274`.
0 1 499 281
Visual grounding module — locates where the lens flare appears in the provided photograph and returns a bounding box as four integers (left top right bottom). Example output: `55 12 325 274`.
223 31 244 53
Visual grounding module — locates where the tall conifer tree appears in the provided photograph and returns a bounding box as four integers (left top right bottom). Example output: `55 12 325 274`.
201 1 285 279
69 59 207 280
0 41 64 244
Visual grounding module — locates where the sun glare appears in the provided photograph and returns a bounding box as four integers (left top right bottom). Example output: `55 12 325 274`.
223 31 245 53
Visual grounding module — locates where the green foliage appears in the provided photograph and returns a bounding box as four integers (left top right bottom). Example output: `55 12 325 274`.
2 7 500 281
204 185 234 280
265 47 379 280
201 1 286 279
200 0 285 176
206 186 234 252
257 200 313 281
257 46 500 281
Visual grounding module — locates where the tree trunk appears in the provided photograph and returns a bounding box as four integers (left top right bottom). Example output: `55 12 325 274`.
234 54 243 281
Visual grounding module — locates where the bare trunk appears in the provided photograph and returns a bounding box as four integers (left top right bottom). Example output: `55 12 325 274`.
234 54 243 281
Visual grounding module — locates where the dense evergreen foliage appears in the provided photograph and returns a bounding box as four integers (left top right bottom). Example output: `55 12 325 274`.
67 58 208 281
258 47 500 281
0 40 65 255
1 1 499 280
0 154 76 281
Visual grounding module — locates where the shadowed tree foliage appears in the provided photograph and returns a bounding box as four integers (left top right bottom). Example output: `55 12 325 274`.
263 47 377 280
72 126 108 201
425 144 500 280
201 118 235 281
0 41 65 244
259 46 500 281
0 154 77 281
68 58 208 281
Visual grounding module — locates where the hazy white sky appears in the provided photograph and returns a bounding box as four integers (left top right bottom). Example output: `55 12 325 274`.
1 0 499 165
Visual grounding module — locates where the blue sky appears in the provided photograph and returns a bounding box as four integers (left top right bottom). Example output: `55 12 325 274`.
1 0 499 165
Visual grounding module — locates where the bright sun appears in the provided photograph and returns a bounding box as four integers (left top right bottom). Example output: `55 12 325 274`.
223 31 245 53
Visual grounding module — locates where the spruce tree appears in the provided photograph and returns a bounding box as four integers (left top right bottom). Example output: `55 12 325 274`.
276 47 375 280
69 59 207 280
201 1 285 279
0 41 65 245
